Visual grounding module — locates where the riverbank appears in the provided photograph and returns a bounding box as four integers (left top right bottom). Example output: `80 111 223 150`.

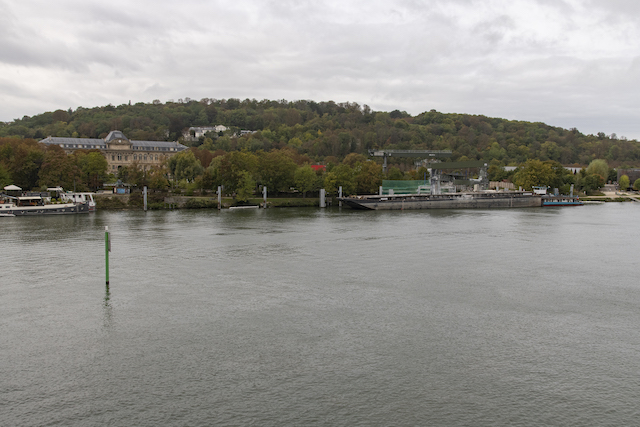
94 188 640 210
95 192 328 210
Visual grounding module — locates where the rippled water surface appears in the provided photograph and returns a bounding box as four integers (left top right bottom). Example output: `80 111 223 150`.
2 205 640 426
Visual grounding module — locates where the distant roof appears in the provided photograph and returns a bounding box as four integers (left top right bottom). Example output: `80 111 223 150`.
41 136 98 145
40 135 187 151
105 130 129 142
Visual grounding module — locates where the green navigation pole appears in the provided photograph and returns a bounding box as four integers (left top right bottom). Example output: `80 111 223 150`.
105 226 110 286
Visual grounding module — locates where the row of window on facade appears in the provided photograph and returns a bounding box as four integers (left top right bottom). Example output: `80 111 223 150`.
111 165 153 171
111 154 159 162
62 144 176 151
63 144 99 149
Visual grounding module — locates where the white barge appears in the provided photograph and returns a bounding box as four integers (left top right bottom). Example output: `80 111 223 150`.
1 192 95 216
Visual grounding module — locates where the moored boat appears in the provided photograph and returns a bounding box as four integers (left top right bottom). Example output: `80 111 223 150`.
48 187 96 212
0 192 93 215
339 191 542 210
542 195 583 206
539 185 583 206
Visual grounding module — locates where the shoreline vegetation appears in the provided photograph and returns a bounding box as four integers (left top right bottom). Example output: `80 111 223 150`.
95 192 325 210
95 190 640 210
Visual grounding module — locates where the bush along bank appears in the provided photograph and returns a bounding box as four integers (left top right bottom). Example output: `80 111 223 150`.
95 192 325 210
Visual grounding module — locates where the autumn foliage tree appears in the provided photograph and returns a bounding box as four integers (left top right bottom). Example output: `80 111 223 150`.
0 138 44 189
38 144 84 190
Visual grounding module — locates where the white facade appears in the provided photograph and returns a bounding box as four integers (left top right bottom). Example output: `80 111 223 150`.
184 125 228 140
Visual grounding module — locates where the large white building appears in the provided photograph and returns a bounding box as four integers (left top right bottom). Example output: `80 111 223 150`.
40 131 188 173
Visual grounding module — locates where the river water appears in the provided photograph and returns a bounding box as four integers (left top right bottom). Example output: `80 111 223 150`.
2 204 640 426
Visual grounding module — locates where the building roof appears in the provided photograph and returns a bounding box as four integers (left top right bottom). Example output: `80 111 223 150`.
105 130 129 142
40 135 187 151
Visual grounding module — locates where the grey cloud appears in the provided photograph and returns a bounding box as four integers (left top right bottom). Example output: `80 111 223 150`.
1 0 640 139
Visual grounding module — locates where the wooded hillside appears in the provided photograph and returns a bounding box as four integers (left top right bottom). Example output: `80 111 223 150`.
2 98 639 167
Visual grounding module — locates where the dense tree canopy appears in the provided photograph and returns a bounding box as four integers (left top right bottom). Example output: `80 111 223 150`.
2 99 639 168
2 99 639 195
512 160 559 190
258 150 297 193
38 144 82 190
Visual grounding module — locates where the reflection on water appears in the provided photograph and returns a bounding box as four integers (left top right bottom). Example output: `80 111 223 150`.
103 286 113 330
2 205 640 426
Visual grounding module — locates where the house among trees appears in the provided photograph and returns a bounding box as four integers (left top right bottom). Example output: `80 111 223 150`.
182 125 228 141
40 131 187 173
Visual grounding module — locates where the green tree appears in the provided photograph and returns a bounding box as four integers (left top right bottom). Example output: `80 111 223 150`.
586 159 608 181
619 174 630 191
324 164 355 195
387 166 404 180
634 178 640 191
485 141 507 161
354 161 382 194
416 166 430 181
342 153 368 166
76 150 108 190
216 151 259 193
0 163 11 188
258 150 297 193
582 173 604 192
200 167 216 190
512 159 556 190
123 163 146 187
294 165 317 197
1 139 45 190
540 141 560 161
147 166 169 190
546 160 573 190
236 170 255 203
38 145 84 190
171 150 204 182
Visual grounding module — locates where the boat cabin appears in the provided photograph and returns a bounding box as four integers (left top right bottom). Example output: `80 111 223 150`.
15 196 46 207
532 186 548 195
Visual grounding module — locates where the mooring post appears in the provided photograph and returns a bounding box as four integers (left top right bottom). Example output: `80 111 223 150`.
217 186 222 210
143 186 148 211
379 186 383 196
263 186 267 208
105 226 110 286
320 189 326 208
338 186 342 207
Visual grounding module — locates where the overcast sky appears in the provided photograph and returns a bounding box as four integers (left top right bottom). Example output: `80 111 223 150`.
2 0 640 139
